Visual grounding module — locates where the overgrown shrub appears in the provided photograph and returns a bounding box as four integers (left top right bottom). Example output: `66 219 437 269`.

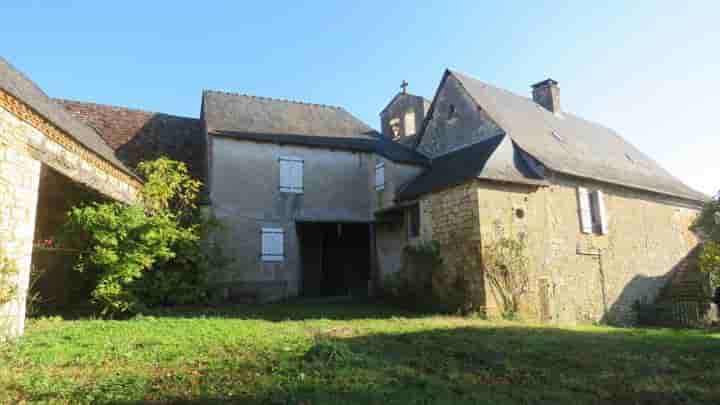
380 240 476 314
64 157 220 316
690 194 720 291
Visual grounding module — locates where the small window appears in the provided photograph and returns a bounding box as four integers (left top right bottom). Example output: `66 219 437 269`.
448 104 456 119
408 204 420 238
375 161 385 191
404 110 416 136
261 227 284 262
578 187 609 235
279 156 303 193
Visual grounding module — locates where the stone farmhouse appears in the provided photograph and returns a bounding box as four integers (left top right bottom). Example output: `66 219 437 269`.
0 57 707 336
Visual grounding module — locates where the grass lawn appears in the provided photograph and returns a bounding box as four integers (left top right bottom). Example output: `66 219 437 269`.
1 301 719 404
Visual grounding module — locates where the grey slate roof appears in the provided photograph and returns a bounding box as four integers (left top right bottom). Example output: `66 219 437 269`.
0 58 136 177
439 70 707 203
203 90 373 138
213 129 428 166
397 134 546 201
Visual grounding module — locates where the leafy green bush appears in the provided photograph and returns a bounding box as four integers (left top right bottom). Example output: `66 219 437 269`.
691 194 720 291
64 157 219 316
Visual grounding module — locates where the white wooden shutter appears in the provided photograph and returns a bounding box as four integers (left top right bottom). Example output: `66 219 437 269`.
578 187 592 234
593 190 609 235
375 162 385 191
261 227 284 262
279 156 303 193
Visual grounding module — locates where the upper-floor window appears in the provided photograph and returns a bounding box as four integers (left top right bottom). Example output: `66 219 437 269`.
404 110 416 136
374 161 385 191
279 156 304 193
578 187 608 234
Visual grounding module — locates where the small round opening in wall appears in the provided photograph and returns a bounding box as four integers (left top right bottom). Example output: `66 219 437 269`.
515 208 525 219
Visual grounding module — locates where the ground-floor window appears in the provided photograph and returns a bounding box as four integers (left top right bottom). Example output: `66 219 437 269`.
261 227 284 262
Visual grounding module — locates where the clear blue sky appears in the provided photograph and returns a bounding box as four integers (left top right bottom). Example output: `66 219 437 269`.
2 1 718 194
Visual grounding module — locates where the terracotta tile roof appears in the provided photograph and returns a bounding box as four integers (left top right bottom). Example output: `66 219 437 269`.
55 99 207 192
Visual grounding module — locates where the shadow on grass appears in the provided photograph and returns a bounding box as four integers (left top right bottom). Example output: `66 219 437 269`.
99 325 718 405
141 298 432 322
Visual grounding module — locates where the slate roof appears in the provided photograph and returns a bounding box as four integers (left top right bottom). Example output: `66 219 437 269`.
214 130 428 166
56 100 207 187
412 70 706 203
0 58 136 177
203 90 374 138
397 135 546 201
205 90 427 166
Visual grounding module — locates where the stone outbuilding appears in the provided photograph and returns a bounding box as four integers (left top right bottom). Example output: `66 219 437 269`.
0 58 141 337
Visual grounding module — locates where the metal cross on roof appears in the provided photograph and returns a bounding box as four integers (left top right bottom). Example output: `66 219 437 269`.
400 80 408 94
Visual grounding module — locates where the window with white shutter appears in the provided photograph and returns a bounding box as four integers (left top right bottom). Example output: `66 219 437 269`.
577 187 593 234
592 190 609 235
261 227 284 262
375 161 385 191
279 156 303 193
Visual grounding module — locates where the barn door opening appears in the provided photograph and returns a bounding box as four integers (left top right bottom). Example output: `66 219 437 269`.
297 222 370 298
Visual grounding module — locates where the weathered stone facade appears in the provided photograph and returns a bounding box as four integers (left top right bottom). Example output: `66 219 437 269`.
209 137 376 300
407 176 700 325
0 91 140 337
0 143 40 337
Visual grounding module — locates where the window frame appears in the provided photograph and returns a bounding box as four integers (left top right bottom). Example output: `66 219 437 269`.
279 156 304 194
261 227 284 262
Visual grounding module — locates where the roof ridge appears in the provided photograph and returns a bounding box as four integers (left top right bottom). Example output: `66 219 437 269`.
202 89 345 110
54 98 198 120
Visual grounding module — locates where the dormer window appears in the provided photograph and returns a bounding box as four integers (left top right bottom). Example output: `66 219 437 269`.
404 110 416 136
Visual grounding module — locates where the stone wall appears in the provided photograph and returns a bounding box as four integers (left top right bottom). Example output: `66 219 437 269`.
210 137 375 300
474 175 699 325
0 144 40 337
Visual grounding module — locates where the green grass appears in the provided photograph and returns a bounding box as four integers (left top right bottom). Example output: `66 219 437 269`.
1 301 719 404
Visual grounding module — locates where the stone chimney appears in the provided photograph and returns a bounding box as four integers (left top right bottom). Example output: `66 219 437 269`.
531 79 560 113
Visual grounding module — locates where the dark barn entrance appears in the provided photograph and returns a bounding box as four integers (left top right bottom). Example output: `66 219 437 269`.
297 222 371 298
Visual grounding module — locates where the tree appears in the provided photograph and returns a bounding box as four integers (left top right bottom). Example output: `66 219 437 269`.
64 157 207 316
